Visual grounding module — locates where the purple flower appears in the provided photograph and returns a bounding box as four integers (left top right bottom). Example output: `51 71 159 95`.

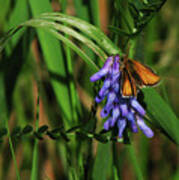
136 115 154 138
117 119 127 138
90 56 113 82
90 55 154 139
130 98 146 116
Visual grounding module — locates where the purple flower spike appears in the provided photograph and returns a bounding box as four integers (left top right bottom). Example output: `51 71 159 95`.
117 119 127 138
131 98 146 116
136 116 154 138
90 56 113 82
90 55 154 139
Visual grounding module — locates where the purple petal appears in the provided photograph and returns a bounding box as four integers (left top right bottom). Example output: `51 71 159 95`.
114 55 120 61
104 118 111 130
90 56 113 82
130 122 138 133
90 69 108 82
111 106 120 126
100 104 113 118
130 98 146 116
101 108 109 118
117 118 127 138
136 116 154 138
102 56 114 69
111 72 121 85
95 90 109 103
120 104 128 117
95 95 105 103
112 57 120 75
99 78 111 97
127 112 138 133
105 91 116 108
112 81 120 93
114 97 120 103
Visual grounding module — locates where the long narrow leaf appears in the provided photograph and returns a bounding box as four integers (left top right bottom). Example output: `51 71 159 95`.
5 0 29 55
92 143 111 180
29 0 73 127
39 12 120 55
45 28 99 72
0 11 178 145
143 88 179 144
22 19 107 61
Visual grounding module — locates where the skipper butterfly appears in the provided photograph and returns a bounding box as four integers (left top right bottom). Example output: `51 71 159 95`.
120 55 160 97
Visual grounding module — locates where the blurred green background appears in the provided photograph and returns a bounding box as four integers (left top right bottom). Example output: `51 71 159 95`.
0 0 178 180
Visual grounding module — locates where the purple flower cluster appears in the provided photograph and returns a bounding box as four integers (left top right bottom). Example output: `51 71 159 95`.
90 55 154 138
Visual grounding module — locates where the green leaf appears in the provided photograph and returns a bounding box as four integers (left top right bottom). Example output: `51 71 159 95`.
29 0 73 127
143 88 179 144
92 143 111 180
22 19 107 62
39 12 120 55
126 145 144 180
22 125 33 134
108 26 134 37
5 0 29 55
37 125 48 134
0 0 10 26
47 29 99 72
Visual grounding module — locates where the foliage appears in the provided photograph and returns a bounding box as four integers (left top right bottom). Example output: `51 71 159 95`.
0 0 178 179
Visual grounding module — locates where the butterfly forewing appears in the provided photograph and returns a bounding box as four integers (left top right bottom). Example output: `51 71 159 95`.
127 59 160 87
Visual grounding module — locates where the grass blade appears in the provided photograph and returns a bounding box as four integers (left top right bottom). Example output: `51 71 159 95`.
92 143 111 180
39 12 120 55
22 19 107 61
126 144 143 180
0 73 21 179
143 88 179 144
29 0 73 127
5 0 29 55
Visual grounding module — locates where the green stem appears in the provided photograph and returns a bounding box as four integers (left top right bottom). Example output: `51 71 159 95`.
112 142 121 180
6 120 21 180
117 0 133 33
90 0 100 27
65 43 78 123
30 107 39 180
30 135 39 180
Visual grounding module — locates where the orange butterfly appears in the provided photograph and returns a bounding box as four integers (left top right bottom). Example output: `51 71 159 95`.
120 55 160 97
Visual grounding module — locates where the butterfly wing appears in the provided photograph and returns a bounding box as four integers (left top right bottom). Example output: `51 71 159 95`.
127 59 160 87
122 69 137 97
